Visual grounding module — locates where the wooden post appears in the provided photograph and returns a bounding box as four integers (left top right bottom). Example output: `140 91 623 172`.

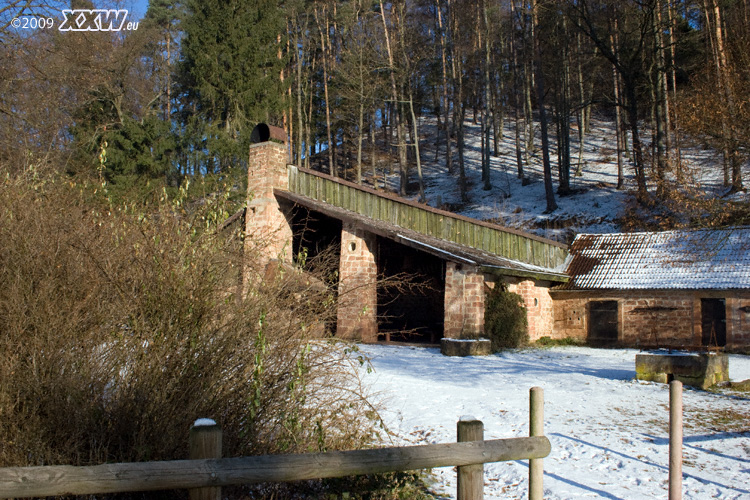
457 416 484 500
529 387 544 500
189 419 222 500
669 380 683 500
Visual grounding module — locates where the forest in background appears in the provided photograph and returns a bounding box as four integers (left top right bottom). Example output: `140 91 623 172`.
1 0 749 222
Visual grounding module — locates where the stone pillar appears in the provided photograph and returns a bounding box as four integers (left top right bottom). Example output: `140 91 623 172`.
337 222 378 342
508 279 555 341
444 262 485 339
243 141 293 290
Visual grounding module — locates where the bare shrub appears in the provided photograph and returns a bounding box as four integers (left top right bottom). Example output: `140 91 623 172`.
0 169 381 479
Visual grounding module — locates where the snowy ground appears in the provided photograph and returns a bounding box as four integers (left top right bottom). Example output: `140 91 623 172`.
359 344 750 499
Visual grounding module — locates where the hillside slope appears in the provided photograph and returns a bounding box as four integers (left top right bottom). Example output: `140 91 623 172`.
369 116 749 243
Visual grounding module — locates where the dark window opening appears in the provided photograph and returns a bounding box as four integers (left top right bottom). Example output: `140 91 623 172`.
588 300 618 344
377 237 444 344
701 298 726 347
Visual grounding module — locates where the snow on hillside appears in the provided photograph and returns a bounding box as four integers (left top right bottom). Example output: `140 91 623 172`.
360 344 750 500
379 117 750 242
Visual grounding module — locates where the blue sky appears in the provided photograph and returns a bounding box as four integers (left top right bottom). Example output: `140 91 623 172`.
127 0 149 20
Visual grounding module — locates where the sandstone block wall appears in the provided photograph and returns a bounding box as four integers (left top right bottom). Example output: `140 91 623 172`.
245 142 293 266
337 222 378 342
444 262 484 338
620 293 696 346
551 294 588 341
506 278 555 341
727 296 750 347
551 290 750 347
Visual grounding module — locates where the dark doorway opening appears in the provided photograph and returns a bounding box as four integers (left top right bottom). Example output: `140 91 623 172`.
289 206 342 268
588 300 619 345
377 237 444 344
285 205 343 335
701 298 726 347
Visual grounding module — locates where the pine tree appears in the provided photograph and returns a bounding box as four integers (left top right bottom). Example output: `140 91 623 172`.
177 0 288 173
142 0 184 122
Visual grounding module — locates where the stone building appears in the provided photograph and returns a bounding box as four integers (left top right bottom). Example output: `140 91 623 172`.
241 132 750 350
242 135 568 344
551 228 750 348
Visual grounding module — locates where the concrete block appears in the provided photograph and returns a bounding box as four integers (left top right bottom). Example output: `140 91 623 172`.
635 353 729 389
441 338 492 357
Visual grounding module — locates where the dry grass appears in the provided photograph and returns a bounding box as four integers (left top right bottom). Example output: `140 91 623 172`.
684 401 750 434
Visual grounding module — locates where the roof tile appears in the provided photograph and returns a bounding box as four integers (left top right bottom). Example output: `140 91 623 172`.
562 227 750 290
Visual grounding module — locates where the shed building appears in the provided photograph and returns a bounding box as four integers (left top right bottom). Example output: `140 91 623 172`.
551 227 750 348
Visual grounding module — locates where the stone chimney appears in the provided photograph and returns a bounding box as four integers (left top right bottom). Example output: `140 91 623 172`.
243 125 293 291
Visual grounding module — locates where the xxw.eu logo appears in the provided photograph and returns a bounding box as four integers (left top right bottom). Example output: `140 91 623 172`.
59 9 139 32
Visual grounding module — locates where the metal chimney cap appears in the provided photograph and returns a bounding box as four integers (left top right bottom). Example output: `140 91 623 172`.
250 123 287 144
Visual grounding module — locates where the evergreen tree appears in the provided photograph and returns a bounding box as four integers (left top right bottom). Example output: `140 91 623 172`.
176 0 288 173
69 86 175 198
142 0 184 123
63 10 177 196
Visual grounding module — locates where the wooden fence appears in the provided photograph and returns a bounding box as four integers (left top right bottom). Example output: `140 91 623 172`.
287 165 568 270
0 388 549 500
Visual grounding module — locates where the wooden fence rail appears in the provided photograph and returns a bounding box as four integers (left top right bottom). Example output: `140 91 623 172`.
0 389 550 500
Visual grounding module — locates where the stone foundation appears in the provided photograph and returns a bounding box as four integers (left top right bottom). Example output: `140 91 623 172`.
635 353 729 389
551 290 750 347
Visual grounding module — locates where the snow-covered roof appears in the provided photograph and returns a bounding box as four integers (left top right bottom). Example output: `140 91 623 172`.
562 227 750 290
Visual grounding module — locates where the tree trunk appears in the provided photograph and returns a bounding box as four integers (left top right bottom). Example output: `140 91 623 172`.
532 0 557 212
522 0 535 168
702 0 730 187
166 30 172 120
625 79 647 200
315 5 335 177
556 15 572 196
295 21 304 166
371 112 378 188
357 100 364 185
667 0 683 175
379 0 408 195
305 52 315 170
524 59 534 166
492 86 502 157
611 31 624 189
482 0 492 190
436 0 453 175
457 104 468 202
408 93 425 201
709 0 743 192
652 1 667 195
576 33 586 177
510 0 524 181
